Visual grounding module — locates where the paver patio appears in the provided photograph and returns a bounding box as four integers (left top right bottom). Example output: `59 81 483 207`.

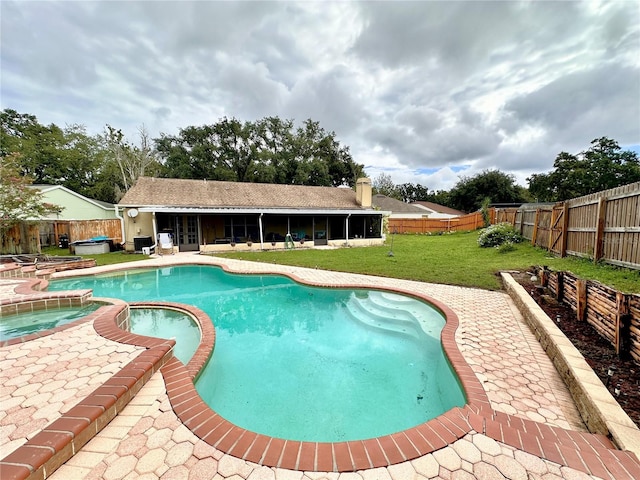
1 253 639 479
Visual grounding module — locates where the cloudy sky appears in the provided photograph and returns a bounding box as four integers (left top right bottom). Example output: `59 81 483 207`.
2 0 639 191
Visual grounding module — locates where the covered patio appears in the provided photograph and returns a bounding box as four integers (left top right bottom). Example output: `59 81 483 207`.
117 177 387 253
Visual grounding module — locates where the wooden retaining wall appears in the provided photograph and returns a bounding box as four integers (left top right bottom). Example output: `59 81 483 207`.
542 269 640 364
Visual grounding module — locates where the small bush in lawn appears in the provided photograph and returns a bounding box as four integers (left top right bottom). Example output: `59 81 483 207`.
478 223 523 248
496 241 517 253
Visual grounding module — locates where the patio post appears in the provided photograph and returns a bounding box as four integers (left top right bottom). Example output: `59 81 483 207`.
258 212 264 249
345 214 350 245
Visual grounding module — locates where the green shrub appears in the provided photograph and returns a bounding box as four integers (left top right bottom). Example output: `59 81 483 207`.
477 223 523 248
481 197 491 227
496 241 517 253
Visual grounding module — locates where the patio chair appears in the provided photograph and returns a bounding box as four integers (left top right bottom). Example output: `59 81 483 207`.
158 232 174 255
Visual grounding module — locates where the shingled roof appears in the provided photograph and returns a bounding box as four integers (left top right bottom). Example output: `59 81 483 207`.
412 201 464 216
372 194 427 214
119 177 367 210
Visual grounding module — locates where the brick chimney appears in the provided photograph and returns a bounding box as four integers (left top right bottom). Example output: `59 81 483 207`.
355 178 372 208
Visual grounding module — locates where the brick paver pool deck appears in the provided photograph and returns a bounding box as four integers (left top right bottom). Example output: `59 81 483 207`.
1 253 639 479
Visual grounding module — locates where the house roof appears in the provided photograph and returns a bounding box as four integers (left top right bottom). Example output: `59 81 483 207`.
372 194 427 214
31 184 115 210
119 177 373 211
411 201 464 216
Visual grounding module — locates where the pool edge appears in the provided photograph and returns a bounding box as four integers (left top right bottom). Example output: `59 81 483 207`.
2 260 635 477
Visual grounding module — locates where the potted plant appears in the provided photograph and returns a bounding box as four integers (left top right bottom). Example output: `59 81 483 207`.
271 234 276 247
247 236 253 247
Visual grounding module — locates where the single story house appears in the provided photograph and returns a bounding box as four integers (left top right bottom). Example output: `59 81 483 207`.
372 194 432 219
410 201 464 219
117 177 389 253
31 184 117 221
31 185 118 247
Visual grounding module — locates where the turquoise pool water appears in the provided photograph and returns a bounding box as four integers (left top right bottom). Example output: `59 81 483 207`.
0 304 100 342
49 265 465 441
129 308 200 364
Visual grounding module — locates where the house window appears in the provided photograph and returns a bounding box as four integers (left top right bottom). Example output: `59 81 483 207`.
186 216 198 244
348 215 382 238
224 215 259 242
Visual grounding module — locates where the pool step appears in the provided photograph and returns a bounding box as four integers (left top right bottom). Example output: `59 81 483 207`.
368 291 445 339
344 292 439 342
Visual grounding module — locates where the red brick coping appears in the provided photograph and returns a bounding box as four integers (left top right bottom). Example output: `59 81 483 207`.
0 280 94 347
0 291 175 480
157 264 639 477
127 301 215 381
2 265 639 478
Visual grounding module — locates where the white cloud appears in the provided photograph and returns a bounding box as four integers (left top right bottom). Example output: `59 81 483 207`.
1 0 638 193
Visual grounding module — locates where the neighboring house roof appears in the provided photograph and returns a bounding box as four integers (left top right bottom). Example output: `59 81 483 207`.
372 194 427 214
490 202 528 209
31 184 115 210
411 201 464 216
119 177 377 212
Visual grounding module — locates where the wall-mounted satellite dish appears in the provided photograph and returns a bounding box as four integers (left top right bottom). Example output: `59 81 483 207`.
127 208 139 218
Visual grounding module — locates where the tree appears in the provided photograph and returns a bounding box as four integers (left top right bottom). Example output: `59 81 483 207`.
1 108 122 203
0 154 61 233
155 125 218 180
372 173 399 198
1 108 66 185
58 124 106 197
253 116 295 184
425 189 452 207
396 183 431 203
104 125 162 193
291 119 364 186
527 138 640 202
448 169 530 213
155 117 364 187
213 118 257 182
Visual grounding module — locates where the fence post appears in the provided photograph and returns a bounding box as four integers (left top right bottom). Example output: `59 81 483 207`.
593 196 607 263
560 202 568 258
540 268 549 287
576 279 587 321
547 207 554 251
615 292 631 359
531 209 540 246
556 272 564 302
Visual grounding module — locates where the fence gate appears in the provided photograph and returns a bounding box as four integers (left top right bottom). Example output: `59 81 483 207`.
549 203 567 256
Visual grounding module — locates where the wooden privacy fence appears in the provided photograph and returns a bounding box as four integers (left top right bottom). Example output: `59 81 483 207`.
49 219 123 245
495 182 640 270
1 223 40 254
540 269 640 364
388 210 492 234
2 219 123 255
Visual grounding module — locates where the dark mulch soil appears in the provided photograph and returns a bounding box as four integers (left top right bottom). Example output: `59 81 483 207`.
510 269 640 429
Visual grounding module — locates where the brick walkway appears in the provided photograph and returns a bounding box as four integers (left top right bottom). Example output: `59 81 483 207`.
1 254 639 479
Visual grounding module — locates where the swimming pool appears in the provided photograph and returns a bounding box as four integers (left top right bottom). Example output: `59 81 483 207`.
50 265 465 441
0 304 100 342
129 307 200 364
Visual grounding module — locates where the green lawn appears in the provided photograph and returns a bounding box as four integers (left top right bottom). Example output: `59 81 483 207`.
215 232 640 293
40 233 639 293
40 246 149 267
